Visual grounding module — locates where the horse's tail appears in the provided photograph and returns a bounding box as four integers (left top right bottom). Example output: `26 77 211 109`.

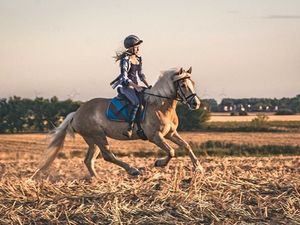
31 112 76 178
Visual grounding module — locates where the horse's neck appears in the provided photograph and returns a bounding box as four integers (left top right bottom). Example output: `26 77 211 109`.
147 98 177 115
161 99 177 113
144 72 178 113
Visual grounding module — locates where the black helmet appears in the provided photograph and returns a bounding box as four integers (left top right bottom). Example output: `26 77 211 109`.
124 35 143 49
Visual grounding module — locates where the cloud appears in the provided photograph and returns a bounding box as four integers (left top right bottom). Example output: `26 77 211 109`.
263 14 300 19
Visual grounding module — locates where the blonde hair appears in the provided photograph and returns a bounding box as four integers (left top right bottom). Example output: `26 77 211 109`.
113 49 132 62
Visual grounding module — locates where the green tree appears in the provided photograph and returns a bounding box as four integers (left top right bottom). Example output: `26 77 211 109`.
288 95 300 113
202 99 218 112
0 96 81 133
176 103 210 131
0 98 9 132
6 96 28 133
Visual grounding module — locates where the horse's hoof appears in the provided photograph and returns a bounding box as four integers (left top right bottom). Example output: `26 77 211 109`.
194 165 205 174
154 159 167 167
85 175 99 182
128 168 140 176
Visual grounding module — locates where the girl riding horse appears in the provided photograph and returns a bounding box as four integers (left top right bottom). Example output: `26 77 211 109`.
111 35 151 138
32 67 203 178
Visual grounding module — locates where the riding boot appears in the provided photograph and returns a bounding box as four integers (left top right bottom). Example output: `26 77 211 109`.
123 121 134 138
137 127 147 140
136 106 148 140
123 105 139 138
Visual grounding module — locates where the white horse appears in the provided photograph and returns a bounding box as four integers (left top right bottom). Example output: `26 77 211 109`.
32 67 203 178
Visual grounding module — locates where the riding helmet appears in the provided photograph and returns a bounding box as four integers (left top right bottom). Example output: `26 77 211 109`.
124 35 143 49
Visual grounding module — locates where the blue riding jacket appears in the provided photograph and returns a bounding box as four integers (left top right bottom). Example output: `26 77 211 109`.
111 55 146 89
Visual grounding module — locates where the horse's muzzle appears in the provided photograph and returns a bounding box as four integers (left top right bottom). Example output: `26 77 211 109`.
189 95 201 110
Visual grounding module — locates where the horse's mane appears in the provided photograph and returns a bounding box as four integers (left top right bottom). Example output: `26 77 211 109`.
145 68 178 104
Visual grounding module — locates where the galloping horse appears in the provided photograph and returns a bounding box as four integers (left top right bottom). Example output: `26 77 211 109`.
32 67 203 178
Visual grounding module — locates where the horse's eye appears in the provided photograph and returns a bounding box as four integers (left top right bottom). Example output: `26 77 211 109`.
181 84 186 88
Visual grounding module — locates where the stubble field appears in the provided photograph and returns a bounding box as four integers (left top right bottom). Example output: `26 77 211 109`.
1 132 300 224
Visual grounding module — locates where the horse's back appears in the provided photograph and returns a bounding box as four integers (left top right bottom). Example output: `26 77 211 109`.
72 98 112 134
77 98 111 115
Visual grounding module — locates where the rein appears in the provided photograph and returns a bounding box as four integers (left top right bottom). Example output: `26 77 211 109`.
143 92 173 100
143 91 185 103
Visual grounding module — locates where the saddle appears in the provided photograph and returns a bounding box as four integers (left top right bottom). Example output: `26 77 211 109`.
106 93 147 123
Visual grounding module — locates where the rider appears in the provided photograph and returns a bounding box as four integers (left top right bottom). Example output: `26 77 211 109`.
111 35 151 138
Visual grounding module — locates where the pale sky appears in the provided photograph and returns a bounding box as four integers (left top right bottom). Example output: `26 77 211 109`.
0 0 299 102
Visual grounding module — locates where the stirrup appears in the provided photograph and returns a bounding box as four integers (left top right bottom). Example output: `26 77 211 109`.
137 129 147 140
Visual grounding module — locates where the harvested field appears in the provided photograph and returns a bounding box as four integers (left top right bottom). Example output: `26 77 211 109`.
1 132 300 160
0 133 300 224
1 156 300 224
209 113 300 122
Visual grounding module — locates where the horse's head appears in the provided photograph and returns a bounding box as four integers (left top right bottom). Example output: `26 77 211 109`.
173 67 201 110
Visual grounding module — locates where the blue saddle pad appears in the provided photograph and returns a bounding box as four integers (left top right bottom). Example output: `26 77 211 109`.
106 97 146 122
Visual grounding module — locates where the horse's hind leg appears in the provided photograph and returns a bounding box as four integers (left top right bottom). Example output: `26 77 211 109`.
95 137 140 176
83 137 100 177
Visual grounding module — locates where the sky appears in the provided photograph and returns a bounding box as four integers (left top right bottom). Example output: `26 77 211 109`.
0 0 299 102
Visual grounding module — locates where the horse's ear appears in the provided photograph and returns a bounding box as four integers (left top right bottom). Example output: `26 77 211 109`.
177 67 183 75
187 67 192 74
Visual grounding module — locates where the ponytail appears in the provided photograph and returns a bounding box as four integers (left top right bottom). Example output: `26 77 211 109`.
114 49 132 62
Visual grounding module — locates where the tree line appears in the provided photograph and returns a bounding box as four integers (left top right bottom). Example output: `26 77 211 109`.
2 95 298 134
0 96 210 133
0 96 80 133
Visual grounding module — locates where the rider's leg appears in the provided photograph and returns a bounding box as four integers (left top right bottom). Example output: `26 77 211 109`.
123 103 139 137
135 91 148 140
135 105 147 140
119 87 140 137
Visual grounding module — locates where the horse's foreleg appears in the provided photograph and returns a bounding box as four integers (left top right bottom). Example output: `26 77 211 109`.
95 138 140 176
83 137 100 177
150 132 175 167
167 132 204 173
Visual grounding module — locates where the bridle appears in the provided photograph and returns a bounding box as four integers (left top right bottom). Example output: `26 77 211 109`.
174 76 197 107
143 75 198 108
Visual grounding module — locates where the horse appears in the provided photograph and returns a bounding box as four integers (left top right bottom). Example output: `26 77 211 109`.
32 67 203 178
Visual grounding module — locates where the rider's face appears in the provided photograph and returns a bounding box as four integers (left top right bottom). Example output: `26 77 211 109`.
132 45 140 55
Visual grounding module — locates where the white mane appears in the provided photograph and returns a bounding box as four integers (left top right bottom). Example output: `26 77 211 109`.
145 68 179 104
